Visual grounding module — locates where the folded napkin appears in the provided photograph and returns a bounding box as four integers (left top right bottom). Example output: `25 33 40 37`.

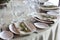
44 1 54 6
44 0 59 6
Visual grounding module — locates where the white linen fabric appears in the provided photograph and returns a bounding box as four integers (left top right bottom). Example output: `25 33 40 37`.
44 0 59 6
48 0 59 6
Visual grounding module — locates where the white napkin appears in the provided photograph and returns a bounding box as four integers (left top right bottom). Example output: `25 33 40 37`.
44 1 54 6
44 0 59 6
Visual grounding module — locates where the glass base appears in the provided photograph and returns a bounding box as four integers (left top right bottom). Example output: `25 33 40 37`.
0 3 7 9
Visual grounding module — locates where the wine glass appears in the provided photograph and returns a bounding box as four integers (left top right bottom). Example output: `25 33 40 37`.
10 0 26 23
10 0 17 23
0 10 6 32
25 0 40 17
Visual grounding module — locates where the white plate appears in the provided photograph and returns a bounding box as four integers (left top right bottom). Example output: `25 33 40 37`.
19 31 33 36
40 6 58 10
0 31 13 39
9 22 36 36
34 22 49 29
9 24 20 34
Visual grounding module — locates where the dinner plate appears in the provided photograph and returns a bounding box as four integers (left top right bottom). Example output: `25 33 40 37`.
19 31 33 36
34 22 49 29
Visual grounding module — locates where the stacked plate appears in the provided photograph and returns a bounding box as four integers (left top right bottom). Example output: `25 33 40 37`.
9 21 36 36
40 2 59 11
40 5 59 10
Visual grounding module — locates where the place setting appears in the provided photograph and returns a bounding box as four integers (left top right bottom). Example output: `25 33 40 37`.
0 13 58 39
40 1 59 11
0 14 58 40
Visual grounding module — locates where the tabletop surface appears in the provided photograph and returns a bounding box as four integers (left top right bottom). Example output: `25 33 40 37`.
0 0 59 40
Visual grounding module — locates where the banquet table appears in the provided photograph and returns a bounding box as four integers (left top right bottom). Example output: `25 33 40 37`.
0 0 59 40
10 20 59 40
